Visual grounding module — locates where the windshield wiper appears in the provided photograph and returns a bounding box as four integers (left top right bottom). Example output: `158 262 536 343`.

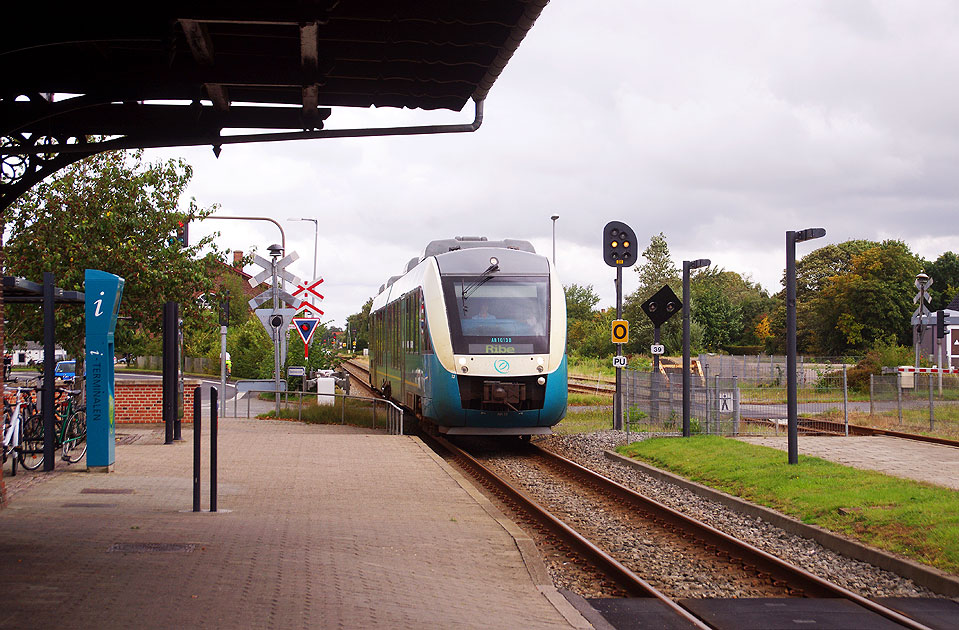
461 259 500 314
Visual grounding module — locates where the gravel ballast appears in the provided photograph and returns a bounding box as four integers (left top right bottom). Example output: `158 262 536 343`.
533 430 941 600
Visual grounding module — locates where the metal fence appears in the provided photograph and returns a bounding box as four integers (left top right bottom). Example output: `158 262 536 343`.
623 368 959 438
868 373 959 436
135 355 216 375
697 354 858 387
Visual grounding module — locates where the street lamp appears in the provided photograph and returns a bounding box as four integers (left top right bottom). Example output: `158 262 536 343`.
786 227 826 464
682 258 710 437
550 215 559 267
288 217 319 281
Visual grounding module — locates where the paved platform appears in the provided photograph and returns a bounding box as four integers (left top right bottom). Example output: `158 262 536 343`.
737 435 959 490
0 413 590 629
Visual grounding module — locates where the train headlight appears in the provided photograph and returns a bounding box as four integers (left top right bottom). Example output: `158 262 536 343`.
461 366 468 373
489 256 498 266
458 357 467 366
537 376 546 385
537 365 544 373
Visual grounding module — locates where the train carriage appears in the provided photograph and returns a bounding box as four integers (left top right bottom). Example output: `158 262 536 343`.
370 236 567 435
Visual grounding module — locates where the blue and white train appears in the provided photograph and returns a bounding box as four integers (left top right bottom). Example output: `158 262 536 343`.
369 236 567 436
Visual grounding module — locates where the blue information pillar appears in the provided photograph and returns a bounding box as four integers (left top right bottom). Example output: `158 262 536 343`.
85 270 125 470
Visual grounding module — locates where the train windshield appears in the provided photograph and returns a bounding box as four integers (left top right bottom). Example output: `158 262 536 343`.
443 276 549 355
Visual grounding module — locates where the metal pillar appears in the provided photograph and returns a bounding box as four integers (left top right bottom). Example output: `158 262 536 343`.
614 267 623 430
786 231 799 464
162 302 178 444
42 272 56 471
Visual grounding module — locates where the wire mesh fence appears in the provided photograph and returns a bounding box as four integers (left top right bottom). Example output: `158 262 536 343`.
867 373 959 438
622 367 959 439
696 354 860 387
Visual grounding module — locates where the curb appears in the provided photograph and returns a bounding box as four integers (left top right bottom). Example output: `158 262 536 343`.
604 450 959 598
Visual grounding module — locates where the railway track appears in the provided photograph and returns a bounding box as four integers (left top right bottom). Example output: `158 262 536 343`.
568 382 615 396
339 359 379 398
430 435 935 630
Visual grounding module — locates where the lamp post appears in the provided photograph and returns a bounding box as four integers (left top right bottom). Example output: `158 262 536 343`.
288 217 319 280
550 215 559 267
786 227 826 464
682 258 710 437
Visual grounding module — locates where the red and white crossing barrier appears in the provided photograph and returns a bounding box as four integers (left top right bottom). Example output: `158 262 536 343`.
897 365 959 374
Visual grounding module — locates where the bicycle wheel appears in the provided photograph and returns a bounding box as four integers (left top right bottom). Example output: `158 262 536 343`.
3 408 15 476
62 410 87 463
19 412 44 471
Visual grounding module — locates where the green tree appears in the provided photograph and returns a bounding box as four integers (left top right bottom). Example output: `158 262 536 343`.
691 278 743 351
565 283 600 322
767 240 877 354
346 297 373 352
623 233 681 354
4 150 221 358
924 251 959 311
690 267 776 350
813 241 922 353
228 316 274 379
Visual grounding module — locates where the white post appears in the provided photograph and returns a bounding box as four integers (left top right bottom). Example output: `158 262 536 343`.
219 325 227 415
842 364 848 436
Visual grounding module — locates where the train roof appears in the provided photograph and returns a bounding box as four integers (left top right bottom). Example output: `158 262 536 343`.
422 236 535 259
379 236 540 294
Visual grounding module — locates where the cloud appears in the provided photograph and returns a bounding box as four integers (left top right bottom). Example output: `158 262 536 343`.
146 1 959 325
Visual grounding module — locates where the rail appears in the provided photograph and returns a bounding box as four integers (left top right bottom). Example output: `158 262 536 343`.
428 433 711 629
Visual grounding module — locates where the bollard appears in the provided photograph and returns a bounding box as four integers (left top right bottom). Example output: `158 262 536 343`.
929 372 935 431
842 366 849 436
896 372 903 426
193 386 201 512
211 387 218 513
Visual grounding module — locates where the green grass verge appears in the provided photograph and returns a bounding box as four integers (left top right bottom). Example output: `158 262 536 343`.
259 398 381 429
553 407 614 435
616 435 959 574
568 393 612 406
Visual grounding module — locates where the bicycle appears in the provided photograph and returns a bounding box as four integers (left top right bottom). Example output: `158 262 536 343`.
59 388 86 463
3 386 40 475
17 386 45 471
18 387 86 470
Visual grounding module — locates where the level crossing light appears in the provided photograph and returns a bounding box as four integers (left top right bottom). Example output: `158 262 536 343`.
786 227 826 464
682 258 710 437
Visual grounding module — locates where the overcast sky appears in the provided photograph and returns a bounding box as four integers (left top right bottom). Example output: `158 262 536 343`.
146 1 959 327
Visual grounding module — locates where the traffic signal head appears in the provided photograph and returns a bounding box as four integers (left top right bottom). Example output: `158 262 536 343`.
938 310 946 339
603 221 637 268
176 220 189 247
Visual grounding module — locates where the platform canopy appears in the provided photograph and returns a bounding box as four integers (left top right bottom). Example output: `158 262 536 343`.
2 276 84 304
1 1 549 207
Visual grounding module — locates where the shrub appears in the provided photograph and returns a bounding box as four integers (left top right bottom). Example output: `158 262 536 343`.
846 336 915 393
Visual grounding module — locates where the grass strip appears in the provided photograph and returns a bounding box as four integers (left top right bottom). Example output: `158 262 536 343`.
259 398 381 430
617 435 959 574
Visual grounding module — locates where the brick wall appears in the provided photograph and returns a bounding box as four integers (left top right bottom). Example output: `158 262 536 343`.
115 379 200 424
